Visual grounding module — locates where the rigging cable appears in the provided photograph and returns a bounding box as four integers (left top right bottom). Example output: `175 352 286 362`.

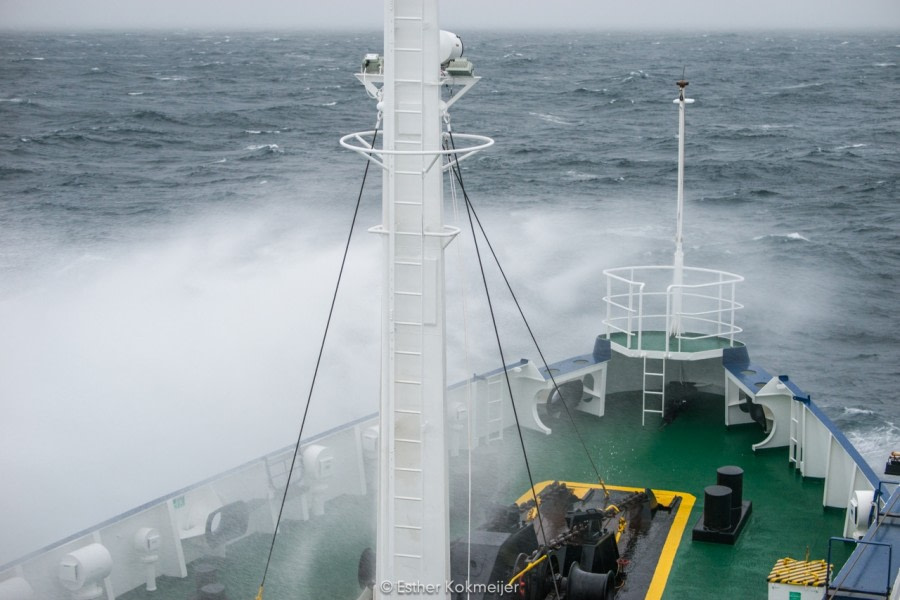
445 130 609 498
254 124 380 600
444 129 560 598
443 118 476 599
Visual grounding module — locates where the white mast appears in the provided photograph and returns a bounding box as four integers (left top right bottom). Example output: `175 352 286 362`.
670 78 693 337
341 2 490 595
376 0 450 596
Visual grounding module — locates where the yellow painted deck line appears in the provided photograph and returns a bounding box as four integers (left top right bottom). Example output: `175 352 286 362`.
517 481 696 600
645 490 695 600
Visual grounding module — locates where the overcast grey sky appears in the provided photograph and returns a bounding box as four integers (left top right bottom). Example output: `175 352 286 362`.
1 0 899 30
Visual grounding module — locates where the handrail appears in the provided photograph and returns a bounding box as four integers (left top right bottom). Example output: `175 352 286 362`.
826 537 892 598
339 130 494 173
601 265 743 353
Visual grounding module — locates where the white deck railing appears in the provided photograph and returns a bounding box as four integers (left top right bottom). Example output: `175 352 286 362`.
602 265 744 353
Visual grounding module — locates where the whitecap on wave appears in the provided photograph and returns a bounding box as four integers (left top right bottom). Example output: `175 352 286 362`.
528 112 574 126
780 81 824 90
565 170 599 181
245 144 282 153
752 232 811 242
622 70 648 82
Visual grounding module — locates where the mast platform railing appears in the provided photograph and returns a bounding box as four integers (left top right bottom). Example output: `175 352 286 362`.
602 265 744 354
339 130 493 174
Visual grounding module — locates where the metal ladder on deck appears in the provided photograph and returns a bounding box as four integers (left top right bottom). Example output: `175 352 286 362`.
642 356 666 426
486 378 505 443
789 400 802 468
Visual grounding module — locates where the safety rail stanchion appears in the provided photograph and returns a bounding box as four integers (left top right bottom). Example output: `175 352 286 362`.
875 481 900 519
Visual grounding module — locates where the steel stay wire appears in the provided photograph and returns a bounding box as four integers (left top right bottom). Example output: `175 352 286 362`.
445 131 560 598
254 124 380 600
445 130 609 497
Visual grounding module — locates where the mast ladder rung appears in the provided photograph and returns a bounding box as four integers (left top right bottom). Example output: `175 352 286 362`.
395 438 422 445
644 391 664 396
394 350 422 356
394 553 423 560
395 467 423 473
394 260 423 266
394 524 423 530
394 495 423 502
395 200 424 206
394 408 422 415
394 170 423 176
395 78 424 84
394 16 424 21
394 48 424 53
395 290 423 297
394 320 423 327
644 409 664 415
395 379 422 386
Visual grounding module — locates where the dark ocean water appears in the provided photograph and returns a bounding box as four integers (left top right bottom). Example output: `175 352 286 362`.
0 30 898 561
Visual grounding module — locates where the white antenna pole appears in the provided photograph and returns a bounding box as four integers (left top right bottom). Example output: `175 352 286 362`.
670 78 693 337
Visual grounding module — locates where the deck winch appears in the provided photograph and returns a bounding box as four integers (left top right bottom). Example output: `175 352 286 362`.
356 480 692 599
443 481 692 599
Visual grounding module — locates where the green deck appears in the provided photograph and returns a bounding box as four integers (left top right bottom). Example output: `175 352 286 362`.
609 331 744 354
121 392 852 600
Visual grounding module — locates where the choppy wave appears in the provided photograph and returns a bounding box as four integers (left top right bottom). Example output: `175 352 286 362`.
847 425 900 469
0 31 897 560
